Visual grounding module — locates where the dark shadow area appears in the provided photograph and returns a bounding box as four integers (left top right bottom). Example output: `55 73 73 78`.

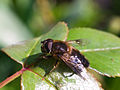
104 76 120 90
0 51 22 82
23 53 74 78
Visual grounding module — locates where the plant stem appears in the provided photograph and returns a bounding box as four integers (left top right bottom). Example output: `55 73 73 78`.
0 68 26 88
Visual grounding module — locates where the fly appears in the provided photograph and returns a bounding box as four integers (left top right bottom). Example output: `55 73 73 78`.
41 39 89 79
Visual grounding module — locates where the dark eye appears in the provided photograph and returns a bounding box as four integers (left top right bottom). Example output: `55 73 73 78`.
41 39 53 53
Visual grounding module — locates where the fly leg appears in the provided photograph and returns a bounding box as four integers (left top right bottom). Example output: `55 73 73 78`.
42 60 60 80
42 53 53 59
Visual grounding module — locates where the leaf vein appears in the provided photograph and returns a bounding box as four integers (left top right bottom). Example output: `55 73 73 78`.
81 47 120 52
26 38 40 57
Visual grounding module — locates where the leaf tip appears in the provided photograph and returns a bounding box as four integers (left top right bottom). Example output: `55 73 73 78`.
58 21 69 41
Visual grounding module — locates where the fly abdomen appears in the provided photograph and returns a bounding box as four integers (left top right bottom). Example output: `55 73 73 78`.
71 49 89 68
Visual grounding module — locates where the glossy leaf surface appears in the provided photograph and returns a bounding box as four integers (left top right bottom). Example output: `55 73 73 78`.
1 23 102 90
67 28 120 77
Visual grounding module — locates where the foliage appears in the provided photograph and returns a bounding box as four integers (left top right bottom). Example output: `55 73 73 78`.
0 22 120 89
0 0 120 90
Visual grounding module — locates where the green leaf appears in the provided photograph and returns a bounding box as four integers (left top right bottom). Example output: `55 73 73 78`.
2 22 68 65
21 70 55 90
1 23 102 90
21 68 102 90
67 28 120 77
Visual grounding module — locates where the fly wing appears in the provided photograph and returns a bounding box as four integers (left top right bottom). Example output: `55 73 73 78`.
67 39 89 46
58 53 89 80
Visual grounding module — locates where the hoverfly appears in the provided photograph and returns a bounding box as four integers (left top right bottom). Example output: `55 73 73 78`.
41 39 89 79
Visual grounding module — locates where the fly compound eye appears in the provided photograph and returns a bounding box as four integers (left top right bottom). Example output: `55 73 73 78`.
41 39 53 53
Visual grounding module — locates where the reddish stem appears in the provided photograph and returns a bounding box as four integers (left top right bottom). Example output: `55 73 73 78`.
0 60 39 88
0 68 26 88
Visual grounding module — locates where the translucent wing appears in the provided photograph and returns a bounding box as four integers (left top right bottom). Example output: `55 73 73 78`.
67 39 89 46
58 52 89 80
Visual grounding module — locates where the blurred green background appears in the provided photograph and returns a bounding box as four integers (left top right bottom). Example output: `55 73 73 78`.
0 0 120 90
